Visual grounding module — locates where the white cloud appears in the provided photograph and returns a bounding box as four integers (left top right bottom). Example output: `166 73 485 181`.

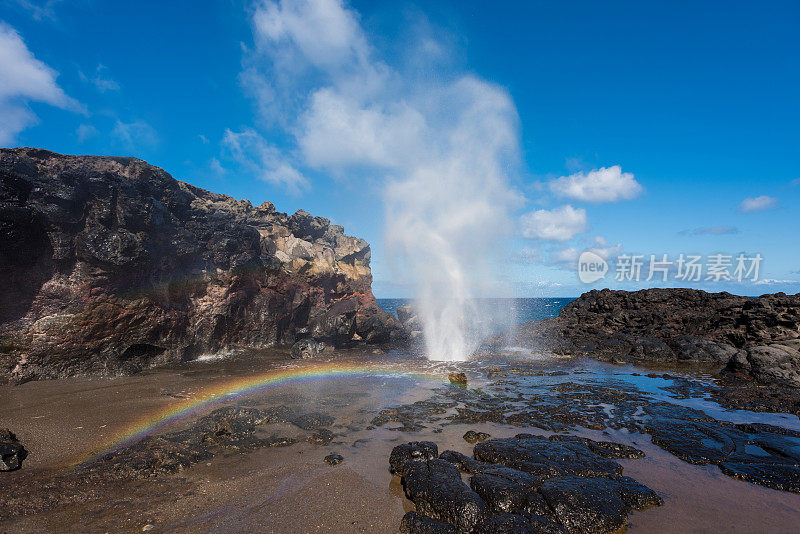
209 157 227 176
550 246 579 265
80 64 119 93
299 87 426 170
740 195 778 213
545 236 623 270
0 22 82 145
252 0 368 69
548 165 642 203
76 123 97 143
679 226 739 236
239 67 279 123
520 205 587 241
754 279 800 285
221 128 309 194
11 0 63 21
111 120 158 149
589 235 624 259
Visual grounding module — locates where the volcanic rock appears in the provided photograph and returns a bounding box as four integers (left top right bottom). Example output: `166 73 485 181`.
438 450 493 474
512 288 799 361
463 430 491 444
390 441 439 475
402 458 490 532
0 429 27 471
724 341 800 388
290 338 325 359
390 436 661 533
400 510 457 534
645 418 800 492
449 373 468 388
0 148 401 382
538 476 661 534
473 434 623 479
509 289 800 394
324 453 344 466
397 304 423 338
470 467 543 513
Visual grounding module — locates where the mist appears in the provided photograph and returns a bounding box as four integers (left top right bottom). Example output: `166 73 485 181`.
241 1 524 360
383 78 521 361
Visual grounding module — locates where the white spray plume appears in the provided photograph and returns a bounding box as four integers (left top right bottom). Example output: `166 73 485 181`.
242 0 522 360
383 78 521 361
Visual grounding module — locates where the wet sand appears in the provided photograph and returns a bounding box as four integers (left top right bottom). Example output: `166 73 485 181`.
2 348 800 533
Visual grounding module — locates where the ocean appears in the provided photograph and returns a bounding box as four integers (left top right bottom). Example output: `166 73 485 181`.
376 297 574 325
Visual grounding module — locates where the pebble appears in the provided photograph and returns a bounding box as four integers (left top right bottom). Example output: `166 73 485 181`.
324 453 344 466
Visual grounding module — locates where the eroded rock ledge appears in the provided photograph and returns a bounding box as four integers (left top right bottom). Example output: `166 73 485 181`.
512 288 800 383
0 148 402 382
507 288 800 416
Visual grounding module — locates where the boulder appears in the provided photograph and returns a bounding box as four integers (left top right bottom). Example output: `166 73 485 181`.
356 304 406 344
290 339 325 360
473 434 623 480
397 303 423 335
463 430 491 444
324 453 343 466
402 459 490 533
448 373 468 388
389 441 439 475
538 476 662 534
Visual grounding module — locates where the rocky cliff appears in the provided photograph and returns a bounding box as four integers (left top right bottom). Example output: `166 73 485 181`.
0 148 401 382
512 288 800 387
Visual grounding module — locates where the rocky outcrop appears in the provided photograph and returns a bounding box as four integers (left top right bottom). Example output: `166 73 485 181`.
0 148 402 382
390 435 662 533
397 303 423 340
510 288 800 386
724 340 800 388
563 288 798 348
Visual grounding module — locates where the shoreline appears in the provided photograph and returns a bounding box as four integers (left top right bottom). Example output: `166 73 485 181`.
3 348 800 532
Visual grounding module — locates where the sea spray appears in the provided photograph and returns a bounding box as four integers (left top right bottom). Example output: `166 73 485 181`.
239 1 524 360
384 79 521 361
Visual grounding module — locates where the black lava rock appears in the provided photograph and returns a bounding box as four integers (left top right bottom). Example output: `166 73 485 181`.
473 434 623 479
400 510 458 534
390 441 439 475
324 453 343 466
402 458 490 533
646 417 800 492
0 429 27 471
390 436 662 534
463 430 491 444
538 476 662 534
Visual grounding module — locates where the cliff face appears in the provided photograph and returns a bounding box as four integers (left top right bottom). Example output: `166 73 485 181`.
0 148 401 381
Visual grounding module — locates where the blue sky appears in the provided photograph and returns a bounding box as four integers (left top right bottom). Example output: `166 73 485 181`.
1 0 798 297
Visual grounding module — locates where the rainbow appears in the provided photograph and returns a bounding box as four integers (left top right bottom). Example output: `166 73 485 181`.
76 361 443 467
